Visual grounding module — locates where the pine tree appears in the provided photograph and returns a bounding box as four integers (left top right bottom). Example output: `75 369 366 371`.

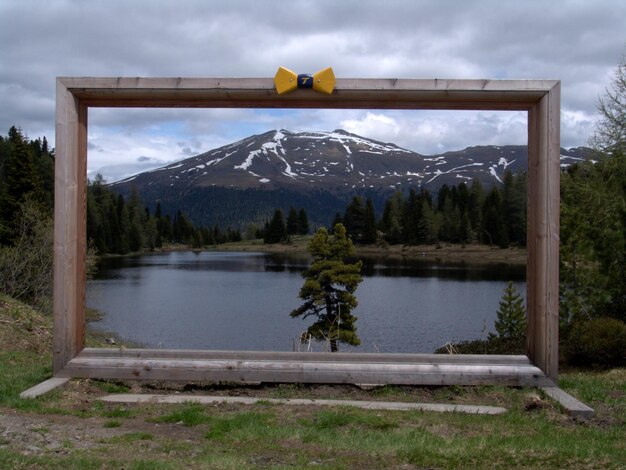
503 170 527 246
290 224 363 352
468 179 485 236
343 196 365 242
2 127 43 242
361 198 377 244
401 189 420 244
330 212 343 232
481 187 509 247
264 209 287 244
297 208 310 235
494 281 526 340
286 207 299 235
417 199 437 243
379 191 403 244
116 195 130 254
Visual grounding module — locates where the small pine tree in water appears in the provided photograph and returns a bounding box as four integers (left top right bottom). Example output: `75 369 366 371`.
494 281 526 340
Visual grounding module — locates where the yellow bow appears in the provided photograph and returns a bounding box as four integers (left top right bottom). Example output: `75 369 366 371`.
274 66 335 95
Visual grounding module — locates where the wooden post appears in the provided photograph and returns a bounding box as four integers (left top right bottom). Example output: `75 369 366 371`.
526 82 560 381
53 80 87 373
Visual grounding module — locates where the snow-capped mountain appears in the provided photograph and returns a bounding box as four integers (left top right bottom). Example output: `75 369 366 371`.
110 129 594 228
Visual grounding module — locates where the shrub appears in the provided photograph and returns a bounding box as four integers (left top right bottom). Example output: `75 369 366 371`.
563 317 626 367
493 281 526 340
0 200 53 312
434 336 525 355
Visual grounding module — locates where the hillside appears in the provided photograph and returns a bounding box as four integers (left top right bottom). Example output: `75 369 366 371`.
0 293 52 355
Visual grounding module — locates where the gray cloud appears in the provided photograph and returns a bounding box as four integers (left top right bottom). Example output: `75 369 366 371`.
2 0 625 181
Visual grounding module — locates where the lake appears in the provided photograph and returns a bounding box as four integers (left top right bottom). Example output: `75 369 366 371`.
86 251 526 353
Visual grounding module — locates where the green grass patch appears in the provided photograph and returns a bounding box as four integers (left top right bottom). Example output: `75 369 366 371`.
303 408 398 431
0 452 182 470
204 411 274 441
150 403 210 426
0 350 61 412
101 405 136 419
560 369 626 402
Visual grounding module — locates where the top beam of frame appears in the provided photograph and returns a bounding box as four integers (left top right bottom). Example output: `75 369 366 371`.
58 77 559 110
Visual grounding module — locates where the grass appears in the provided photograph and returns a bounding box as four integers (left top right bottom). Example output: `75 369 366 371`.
104 432 154 443
149 403 211 427
204 411 274 441
1 294 625 469
103 419 122 428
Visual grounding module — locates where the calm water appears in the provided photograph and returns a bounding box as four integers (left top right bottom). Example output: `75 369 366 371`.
86 251 525 353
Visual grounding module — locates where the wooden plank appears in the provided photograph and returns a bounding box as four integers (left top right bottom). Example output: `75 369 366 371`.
526 82 560 381
57 353 551 386
75 103 87 353
19 377 70 398
58 77 558 111
526 99 540 373
77 98 543 111
541 387 594 418
101 394 508 415
545 83 561 381
53 80 81 373
78 348 532 365
58 76 559 92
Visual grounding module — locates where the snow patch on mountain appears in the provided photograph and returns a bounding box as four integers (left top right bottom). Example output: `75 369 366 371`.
489 166 503 183
498 157 514 168
234 149 261 171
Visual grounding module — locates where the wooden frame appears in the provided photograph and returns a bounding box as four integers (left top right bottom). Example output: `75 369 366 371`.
54 77 560 386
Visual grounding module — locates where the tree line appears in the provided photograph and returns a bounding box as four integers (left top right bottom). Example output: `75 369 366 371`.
87 175 241 255
345 172 526 247
262 207 310 244
0 127 56 311
0 126 54 245
263 172 527 248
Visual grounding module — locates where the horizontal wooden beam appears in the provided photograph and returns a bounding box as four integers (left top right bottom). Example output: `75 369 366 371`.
57 349 552 387
58 77 558 110
78 348 533 365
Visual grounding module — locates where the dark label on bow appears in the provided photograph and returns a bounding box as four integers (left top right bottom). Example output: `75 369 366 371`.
297 74 313 89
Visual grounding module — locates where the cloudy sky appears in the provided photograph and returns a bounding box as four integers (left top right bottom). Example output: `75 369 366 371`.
1 0 625 182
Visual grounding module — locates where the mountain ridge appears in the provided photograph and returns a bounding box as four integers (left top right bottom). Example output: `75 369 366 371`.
110 129 595 228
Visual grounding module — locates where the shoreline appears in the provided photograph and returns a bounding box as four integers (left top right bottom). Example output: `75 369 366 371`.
98 239 526 265
209 239 527 265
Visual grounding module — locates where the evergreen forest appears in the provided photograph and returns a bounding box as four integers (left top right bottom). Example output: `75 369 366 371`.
86 175 241 255
343 172 525 247
262 171 526 249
